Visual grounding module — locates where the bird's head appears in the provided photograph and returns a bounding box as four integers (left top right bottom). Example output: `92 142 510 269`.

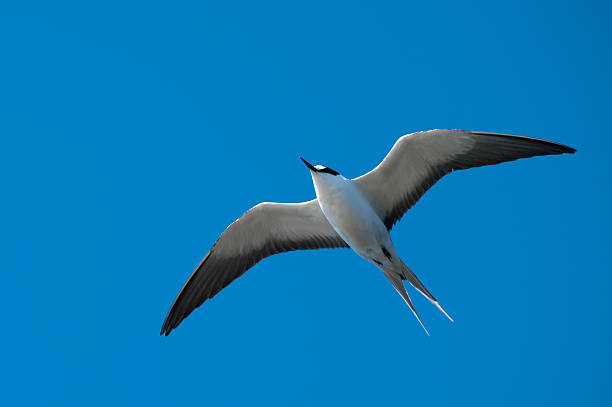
300 157 345 195
300 157 340 176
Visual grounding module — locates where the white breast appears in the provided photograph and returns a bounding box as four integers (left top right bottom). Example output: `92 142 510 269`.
311 173 389 254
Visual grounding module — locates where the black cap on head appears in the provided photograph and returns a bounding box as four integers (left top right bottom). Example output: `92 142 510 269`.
299 157 339 176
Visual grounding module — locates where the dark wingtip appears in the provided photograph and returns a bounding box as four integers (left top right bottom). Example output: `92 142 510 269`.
470 131 577 155
160 315 175 336
160 325 173 336
549 141 576 154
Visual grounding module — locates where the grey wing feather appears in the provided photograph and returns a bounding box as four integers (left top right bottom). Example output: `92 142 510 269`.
160 199 348 336
353 130 575 230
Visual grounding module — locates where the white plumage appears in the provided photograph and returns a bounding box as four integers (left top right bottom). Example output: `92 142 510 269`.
161 129 575 336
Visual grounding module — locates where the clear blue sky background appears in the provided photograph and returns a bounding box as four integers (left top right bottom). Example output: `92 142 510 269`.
1 1 610 405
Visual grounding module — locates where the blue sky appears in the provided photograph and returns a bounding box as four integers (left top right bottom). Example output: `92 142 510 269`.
1 0 611 405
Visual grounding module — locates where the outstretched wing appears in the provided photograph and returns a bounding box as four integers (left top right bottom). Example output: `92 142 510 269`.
161 199 348 335
353 130 575 230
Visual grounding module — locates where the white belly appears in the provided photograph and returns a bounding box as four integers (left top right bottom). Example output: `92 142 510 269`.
313 177 390 257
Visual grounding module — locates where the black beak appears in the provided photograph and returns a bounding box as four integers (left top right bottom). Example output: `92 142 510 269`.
300 157 317 171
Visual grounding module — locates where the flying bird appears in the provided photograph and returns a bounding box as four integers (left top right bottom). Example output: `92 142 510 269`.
161 130 575 335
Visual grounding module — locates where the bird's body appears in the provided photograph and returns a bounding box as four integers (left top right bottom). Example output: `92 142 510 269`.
310 168 390 263
306 162 452 332
160 129 575 336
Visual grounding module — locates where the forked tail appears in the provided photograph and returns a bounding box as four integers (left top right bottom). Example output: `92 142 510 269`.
381 260 453 335
382 270 430 335
400 260 454 323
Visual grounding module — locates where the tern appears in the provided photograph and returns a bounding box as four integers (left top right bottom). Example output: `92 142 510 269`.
161 129 575 336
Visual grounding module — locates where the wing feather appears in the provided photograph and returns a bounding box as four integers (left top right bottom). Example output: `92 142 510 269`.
353 130 575 229
160 199 348 335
